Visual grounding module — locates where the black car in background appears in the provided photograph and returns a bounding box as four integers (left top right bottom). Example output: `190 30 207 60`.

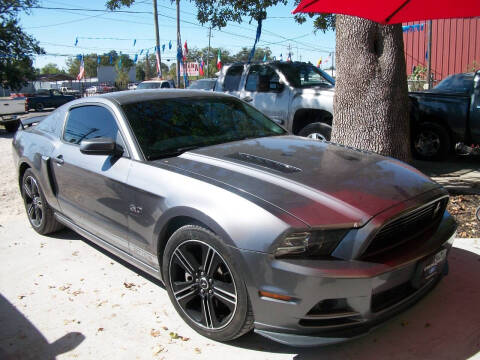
410 71 480 160
25 89 76 112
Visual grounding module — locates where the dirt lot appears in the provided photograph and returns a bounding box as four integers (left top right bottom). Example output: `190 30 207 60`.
1 127 480 359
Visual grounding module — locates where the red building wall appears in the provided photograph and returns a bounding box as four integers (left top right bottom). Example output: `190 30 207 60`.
403 17 480 83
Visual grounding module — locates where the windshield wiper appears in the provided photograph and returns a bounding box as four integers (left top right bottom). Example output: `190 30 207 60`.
148 145 200 160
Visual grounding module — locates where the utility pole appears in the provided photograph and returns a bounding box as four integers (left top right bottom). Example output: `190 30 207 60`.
287 43 292 61
426 20 433 89
176 0 181 87
152 0 162 78
206 27 212 77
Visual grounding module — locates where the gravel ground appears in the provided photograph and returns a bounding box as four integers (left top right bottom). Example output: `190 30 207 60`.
1 127 479 359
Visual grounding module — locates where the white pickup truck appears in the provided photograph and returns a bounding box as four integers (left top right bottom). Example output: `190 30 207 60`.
215 61 335 140
0 98 26 132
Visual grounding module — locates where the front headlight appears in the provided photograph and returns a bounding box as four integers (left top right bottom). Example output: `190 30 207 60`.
274 230 348 259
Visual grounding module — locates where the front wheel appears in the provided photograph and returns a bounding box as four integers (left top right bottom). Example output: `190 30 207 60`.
298 122 332 141
162 225 254 341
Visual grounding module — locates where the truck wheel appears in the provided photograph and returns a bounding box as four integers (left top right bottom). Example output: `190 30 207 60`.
413 122 451 160
4 121 19 133
298 122 332 141
35 103 45 112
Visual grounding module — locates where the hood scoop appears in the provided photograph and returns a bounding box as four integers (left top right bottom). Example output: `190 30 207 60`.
226 152 302 174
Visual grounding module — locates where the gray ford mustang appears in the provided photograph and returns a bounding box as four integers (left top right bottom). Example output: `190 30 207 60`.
12 90 457 346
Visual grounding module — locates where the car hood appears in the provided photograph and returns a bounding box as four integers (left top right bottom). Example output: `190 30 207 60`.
159 136 441 228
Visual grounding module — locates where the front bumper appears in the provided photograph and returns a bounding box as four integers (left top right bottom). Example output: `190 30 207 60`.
231 213 457 346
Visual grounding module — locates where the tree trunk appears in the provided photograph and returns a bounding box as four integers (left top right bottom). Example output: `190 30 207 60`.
331 15 411 162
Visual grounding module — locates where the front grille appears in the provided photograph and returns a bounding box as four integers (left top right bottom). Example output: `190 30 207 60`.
363 198 448 258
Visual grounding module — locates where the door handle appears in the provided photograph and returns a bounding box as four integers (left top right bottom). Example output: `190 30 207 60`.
242 96 253 102
53 155 64 165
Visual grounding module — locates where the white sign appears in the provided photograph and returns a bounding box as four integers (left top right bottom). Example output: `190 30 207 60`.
186 62 199 76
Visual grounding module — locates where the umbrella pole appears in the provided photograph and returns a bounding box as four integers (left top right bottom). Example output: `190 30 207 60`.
426 20 433 89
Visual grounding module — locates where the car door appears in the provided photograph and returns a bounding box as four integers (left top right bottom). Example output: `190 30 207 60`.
239 64 289 124
50 104 133 251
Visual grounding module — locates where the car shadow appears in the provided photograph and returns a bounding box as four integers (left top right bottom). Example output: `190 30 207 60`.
50 227 166 289
46 227 480 358
0 294 85 359
229 247 480 359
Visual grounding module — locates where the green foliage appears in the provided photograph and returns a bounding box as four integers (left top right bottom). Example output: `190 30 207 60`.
408 64 427 91
467 60 479 73
135 54 169 80
0 0 45 90
65 54 98 78
105 0 335 32
40 63 64 75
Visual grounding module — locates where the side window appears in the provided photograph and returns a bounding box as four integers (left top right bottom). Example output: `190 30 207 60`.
63 105 125 153
161 82 170 88
52 90 61 96
245 65 279 92
223 65 243 92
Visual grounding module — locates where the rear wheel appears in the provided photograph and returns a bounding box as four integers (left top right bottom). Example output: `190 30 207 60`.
298 122 332 141
35 103 44 112
21 169 63 234
4 121 19 133
162 225 254 341
413 122 451 160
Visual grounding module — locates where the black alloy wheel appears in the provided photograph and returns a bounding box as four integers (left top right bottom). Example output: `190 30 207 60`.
163 225 253 341
23 174 43 228
413 122 450 160
169 239 237 329
35 103 44 112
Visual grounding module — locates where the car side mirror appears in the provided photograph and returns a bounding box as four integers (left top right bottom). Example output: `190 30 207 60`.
80 137 123 156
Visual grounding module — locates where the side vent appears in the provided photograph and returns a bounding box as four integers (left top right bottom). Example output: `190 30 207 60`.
226 152 302 174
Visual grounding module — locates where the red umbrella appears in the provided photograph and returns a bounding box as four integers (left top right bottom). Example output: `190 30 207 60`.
293 0 480 24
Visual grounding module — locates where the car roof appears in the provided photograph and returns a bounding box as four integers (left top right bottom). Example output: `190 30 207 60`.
140 79 172 83
96 89 232 105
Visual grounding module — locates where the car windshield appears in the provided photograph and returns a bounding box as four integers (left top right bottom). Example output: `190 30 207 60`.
137 82 161 89
431 73 474 94
188 80 216 90
275 62 335 88
122 97 287 160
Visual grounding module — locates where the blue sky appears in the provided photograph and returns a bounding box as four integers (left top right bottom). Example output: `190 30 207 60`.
20 0 336 71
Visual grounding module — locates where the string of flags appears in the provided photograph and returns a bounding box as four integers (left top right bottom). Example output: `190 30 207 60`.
402 24 425 33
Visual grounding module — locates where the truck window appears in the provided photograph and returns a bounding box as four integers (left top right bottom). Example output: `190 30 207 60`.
433 74 474 94
245 65 279 92
223 65 243 91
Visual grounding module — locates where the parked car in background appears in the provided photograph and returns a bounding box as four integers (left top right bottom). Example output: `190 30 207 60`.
188 78 217 91
136 79 176 89
410 71 480 160
12 89 456 346
128 83 138 90
216 61 335 140
0 97 26 132
25 89 75 112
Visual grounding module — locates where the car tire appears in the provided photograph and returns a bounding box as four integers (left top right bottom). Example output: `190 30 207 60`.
35 103 44 112
162 225 254 342
21 169 63 235
298 122 332 141
413 122 451 160
4 121 19 133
